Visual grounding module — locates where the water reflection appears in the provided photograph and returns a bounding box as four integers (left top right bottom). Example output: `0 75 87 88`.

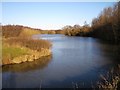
2 55 52 73
95 40 120 64
2 34 120 88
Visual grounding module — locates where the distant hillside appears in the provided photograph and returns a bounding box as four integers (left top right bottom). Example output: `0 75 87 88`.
2 25 64 38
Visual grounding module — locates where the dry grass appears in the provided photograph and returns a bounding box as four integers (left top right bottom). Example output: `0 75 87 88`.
2 25 52 65
4 37 52 51
97 65 120 90
19 28 41 37
2 25 51 51
71 65 120 89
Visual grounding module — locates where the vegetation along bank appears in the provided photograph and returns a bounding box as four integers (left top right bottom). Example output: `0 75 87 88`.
2 25 52 65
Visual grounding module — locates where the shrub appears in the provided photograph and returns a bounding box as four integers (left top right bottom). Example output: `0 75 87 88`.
4 37 52 51
2 25 23 38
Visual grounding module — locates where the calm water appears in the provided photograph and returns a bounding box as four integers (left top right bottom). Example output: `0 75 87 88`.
2 34 120 88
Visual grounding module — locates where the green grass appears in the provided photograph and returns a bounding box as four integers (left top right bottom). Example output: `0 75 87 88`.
2 45 28 60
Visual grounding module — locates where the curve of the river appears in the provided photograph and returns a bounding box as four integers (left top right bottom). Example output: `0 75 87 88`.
2 34 120 88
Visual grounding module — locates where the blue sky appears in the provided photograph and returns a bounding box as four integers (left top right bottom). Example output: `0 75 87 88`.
2 2 115 30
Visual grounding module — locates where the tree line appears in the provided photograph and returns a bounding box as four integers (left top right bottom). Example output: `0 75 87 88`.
91 2 120 44
62 2 120 44
2 25 63 38
2 2 120 44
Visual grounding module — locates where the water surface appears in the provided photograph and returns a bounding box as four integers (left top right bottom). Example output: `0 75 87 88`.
2 34 120 88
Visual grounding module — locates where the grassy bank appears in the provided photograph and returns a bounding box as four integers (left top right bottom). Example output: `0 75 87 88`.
2 25 52 65
2 44 28 65
2 43 51 65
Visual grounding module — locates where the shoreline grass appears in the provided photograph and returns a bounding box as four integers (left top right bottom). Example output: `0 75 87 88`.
72 65 120 89
2 25 52 65
97 65 120 89
2 44 28 65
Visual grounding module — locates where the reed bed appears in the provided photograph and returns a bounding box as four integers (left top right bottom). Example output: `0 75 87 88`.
4 37 52 51
97 65 120 90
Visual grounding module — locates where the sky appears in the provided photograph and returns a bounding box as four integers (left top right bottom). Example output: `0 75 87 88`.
2 2 115 30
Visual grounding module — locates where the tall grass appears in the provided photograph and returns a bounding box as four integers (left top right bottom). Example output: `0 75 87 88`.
19 28 41 37
97 65 120 89
71 65 120 89
2 25 51 51
4 37 52 51
2 25 52 65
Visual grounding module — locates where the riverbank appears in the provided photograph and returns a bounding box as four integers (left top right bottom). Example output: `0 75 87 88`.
2 45 51 65
2 25 52 65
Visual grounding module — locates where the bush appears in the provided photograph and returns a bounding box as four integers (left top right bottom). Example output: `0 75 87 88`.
2 25 23 38
4 37 52 51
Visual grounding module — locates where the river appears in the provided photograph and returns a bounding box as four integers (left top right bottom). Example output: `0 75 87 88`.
2 34 120 88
